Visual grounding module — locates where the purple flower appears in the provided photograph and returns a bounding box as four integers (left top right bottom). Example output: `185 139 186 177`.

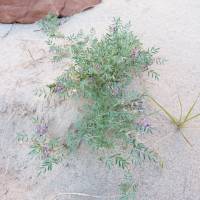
54 84 65 94
138 118 149 127
136 118 152 134
35 123 48 136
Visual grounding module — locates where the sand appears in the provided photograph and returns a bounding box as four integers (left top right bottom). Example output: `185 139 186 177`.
1 0 200 199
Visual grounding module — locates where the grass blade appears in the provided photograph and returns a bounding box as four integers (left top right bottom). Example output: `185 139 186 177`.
179 130 192 147
183 94 200 123
185 113 200 123
178 95 183 122
148 96 177 125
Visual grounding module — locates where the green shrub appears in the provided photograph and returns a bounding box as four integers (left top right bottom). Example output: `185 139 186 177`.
35 15 162 199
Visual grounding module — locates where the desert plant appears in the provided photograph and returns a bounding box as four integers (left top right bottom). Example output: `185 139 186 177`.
36 15 163 199
38 13 61 37
148 95 200 146
17 117 65 175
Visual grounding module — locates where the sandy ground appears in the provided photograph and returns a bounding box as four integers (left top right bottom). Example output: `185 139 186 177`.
1 0 200 199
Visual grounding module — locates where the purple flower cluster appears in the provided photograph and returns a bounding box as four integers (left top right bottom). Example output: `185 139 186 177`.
138 118 150 127
35 123 48 136
54 84 65 94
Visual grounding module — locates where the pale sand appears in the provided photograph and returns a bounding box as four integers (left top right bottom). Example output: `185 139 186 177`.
1 0 200 199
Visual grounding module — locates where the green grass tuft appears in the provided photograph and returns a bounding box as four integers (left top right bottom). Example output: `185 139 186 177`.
148 94 200 146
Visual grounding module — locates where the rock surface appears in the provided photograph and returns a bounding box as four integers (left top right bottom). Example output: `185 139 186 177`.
0 0 101 24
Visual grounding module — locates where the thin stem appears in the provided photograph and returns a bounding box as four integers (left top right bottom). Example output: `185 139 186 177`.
184 113 200 123
178 95 183 122
148 96 178 125
183 94 200 123
179 130 192 147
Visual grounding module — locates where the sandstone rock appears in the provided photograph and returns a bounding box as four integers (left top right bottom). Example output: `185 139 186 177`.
0 0 101 24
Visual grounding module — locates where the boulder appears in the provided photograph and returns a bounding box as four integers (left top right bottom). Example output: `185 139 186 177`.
0 0 101 24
